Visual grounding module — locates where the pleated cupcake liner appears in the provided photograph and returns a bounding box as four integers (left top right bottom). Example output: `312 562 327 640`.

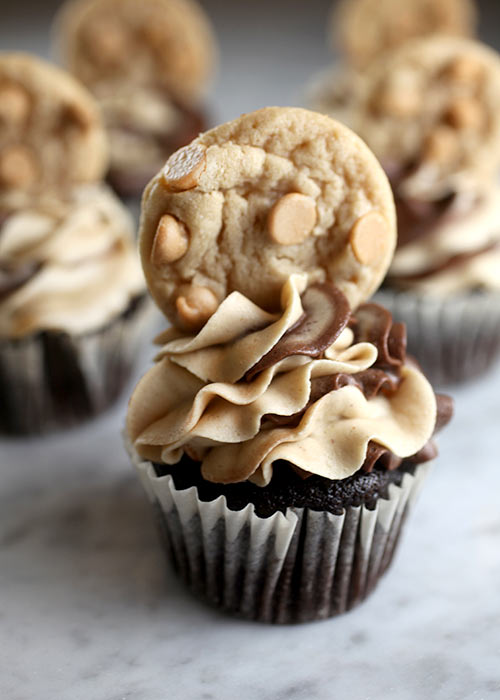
375 288 500 387
131 447 430 624
0 295 154 435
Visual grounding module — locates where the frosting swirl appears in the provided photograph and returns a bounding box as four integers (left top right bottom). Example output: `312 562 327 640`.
127 275 438 486
0 184 145 337
387 173 500 295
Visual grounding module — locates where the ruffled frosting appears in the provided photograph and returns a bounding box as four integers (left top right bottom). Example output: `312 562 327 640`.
389 178 500 295
0 184 145 337
127 274 437 486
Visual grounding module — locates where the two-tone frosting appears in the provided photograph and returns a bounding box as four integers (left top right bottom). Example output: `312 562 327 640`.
127 274 444 486
387 173 500 295
0 184 145 337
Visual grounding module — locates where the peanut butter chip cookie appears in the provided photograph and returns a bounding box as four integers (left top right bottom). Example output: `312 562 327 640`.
0 53 108 194
139 107 396 329
356 37 500 185
56 0 217 105
333 0 476 68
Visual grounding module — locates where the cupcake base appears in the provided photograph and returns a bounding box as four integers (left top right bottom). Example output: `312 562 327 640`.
0 295 152 435
375 288 500 386
131 448 430 624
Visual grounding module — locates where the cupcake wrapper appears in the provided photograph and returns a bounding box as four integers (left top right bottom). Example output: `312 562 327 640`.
0 296 153 435
131 449 430 624
375 288 500 386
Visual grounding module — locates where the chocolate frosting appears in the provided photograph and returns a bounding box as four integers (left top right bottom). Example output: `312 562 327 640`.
0 260 41 302
384 161 459 249
106 90 206 197
128 274 447 485
246 283 351 381
260 294 452 474
351 302 406 367
390 240 500 282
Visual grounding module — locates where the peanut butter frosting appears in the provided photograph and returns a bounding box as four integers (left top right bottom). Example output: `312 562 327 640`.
127 275 437 486
388 178 500 295
0 184 145 337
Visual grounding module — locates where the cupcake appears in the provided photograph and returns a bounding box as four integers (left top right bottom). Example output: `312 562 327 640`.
54 0 217 198
351 37 500 385
332 0 476 71
125 107 452 623
0 53 150 434
307 0 476 128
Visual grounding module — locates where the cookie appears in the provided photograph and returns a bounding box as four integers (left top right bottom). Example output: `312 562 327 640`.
56 0 217 106
139 106 396 329
0 52 108 195
355 37 500 191
306 64 364 134
333 0 476 68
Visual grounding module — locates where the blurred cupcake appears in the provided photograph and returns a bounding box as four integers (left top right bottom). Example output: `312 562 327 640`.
352 37 500 385
55 0 217 198
332 0 476 70
125 107 452 623
0 53 150 434
308 0 476 126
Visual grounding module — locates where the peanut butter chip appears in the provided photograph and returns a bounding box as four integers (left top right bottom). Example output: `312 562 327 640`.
88 23 125 65
176 285 219 330
379 88 420 117
268 193 317 245
162 143 206 192
0 84 30 124
0 145 37 188
445 98 484 130
349 212 389 266
151 215 189 265
422 126 457 164
446 56 484 84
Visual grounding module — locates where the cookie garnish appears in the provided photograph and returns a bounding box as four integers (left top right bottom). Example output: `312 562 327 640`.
0 260 41 301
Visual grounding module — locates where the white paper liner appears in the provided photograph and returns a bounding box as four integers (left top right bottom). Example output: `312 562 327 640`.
0 296 154 434
131 447 431 624
375 288 500 386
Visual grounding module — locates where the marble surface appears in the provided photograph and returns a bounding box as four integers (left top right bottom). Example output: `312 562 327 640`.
2 1 500 698
2 357 500 700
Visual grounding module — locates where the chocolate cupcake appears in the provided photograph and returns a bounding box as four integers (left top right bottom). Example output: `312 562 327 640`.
349 37 500 385
55 0 217 198
126 107 452 623
0 53 152 434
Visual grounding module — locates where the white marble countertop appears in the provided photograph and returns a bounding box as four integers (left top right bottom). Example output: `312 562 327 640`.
2 1 500 698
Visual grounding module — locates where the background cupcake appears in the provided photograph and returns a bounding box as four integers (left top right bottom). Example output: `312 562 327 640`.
0 52 151 434
54 0 218 199
351 36 500 385
126 107 452 623
307 0 477 130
